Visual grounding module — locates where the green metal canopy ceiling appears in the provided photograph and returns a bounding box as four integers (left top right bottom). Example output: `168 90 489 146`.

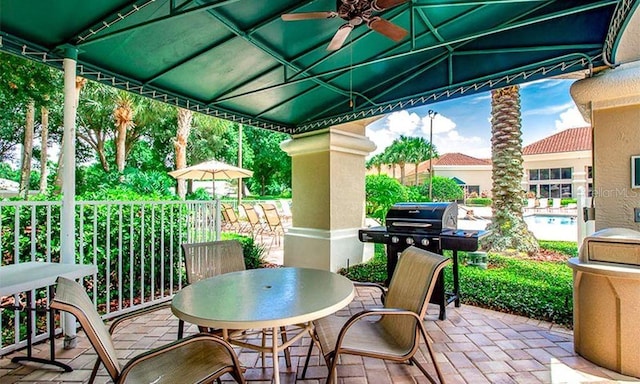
0 0 634 134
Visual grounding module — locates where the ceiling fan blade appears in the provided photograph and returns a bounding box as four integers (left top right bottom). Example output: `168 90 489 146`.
281 11 337 21
368 17 408 42
373 0 408 10
327 24 354 51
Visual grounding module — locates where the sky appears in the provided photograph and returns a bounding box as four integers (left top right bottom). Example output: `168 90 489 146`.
366 78 589 159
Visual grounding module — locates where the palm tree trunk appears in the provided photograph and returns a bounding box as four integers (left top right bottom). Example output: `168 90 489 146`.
174 108 193 199
484 85 538 255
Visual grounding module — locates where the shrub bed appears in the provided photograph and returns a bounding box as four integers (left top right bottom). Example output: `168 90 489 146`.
338 242 575 328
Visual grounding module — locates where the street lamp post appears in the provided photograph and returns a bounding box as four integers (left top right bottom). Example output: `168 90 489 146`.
428 110 437 201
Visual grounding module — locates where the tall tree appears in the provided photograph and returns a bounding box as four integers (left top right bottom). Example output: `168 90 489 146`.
113 92 135 172
406 136 435 186
385 135 412 185
243 127 290 196
75 79 113 172
366 153 385 175
174 108 193 199
483 85 538 255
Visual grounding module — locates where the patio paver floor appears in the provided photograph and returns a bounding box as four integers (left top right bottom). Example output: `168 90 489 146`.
2 236 638 383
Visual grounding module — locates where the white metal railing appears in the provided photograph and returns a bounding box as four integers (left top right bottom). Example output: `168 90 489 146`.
0 199 220 355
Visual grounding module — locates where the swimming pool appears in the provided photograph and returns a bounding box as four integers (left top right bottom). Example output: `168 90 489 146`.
524 214 577 241
458 213 577 242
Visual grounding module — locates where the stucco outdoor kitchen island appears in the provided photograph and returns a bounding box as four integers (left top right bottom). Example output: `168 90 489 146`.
171 267 355 384
568 257 640 378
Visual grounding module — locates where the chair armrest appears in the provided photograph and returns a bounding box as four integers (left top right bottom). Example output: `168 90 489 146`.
118 333 241 381
333 307 421 348
108 301 172 334
353 282 387 304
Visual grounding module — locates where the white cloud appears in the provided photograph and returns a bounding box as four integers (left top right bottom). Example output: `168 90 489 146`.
554 106 588 131
368 109 492 159
419 113 456 136
385 110 421 135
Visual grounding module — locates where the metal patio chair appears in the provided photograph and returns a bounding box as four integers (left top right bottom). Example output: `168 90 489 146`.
179 240 247 338
180 240 291 367
301 246 450 384
50 276 245 384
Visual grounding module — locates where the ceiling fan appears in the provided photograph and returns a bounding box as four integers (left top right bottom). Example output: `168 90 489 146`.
281 0 409 51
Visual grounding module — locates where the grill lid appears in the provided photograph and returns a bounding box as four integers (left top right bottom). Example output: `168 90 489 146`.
385 202 457 233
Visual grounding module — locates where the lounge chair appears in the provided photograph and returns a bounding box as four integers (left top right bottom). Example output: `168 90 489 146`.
259 203 285 248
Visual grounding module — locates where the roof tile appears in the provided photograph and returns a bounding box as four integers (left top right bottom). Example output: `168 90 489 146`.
523 127 592 155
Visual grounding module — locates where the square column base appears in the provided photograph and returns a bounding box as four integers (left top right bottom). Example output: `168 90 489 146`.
283 227 365 272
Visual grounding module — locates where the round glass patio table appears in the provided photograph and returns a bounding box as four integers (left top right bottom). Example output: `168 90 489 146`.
171 267 354 384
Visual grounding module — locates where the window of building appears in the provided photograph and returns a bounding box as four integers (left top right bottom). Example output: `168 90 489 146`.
527 167 574 198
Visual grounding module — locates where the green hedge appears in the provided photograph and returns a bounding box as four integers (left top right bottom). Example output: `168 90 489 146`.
451 254 573 327
465 197 492 206
339 245 574 327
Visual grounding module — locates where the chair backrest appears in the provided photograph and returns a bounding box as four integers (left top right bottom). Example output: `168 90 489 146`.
381 246 450 353
181 240 245 284
259 203 282 230
240 203 261 226
220 203 231 223
50 277 122 380
223 203 240 224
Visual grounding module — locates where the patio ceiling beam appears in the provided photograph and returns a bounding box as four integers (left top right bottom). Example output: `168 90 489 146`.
210 5 417 106
202 9 354 105
74 0 242 46
301 0 572 121
207 4 404 106
142 3 305 90
354 0 561 109
208 1 531 107
142 34 237 85
208 0 614 108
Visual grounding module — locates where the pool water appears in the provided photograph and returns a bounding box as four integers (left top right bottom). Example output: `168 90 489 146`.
524 214 577 241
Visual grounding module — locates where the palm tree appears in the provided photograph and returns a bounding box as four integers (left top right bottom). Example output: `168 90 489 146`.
113 92 135 173
366 153 385 175
406 136 435 186
386 135 412 185
483 85 538 255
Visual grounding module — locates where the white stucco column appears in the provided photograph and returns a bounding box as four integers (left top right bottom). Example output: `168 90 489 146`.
571 61 640 231
280 119 377 272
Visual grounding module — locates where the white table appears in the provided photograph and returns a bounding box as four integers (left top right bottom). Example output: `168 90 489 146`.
171 267 354 384
0 262 97 371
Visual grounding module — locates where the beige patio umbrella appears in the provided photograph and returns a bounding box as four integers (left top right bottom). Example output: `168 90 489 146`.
168 159 253 198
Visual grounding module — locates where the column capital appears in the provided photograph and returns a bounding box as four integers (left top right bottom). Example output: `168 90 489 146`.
571 61 640 121
280 127 376 157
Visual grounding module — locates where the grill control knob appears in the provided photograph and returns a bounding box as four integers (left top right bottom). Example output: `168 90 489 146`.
420 238 430 247
391 236 400 244
406 237 414 245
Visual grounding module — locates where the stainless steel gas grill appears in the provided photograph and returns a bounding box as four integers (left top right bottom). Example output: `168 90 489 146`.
359 202 489 320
